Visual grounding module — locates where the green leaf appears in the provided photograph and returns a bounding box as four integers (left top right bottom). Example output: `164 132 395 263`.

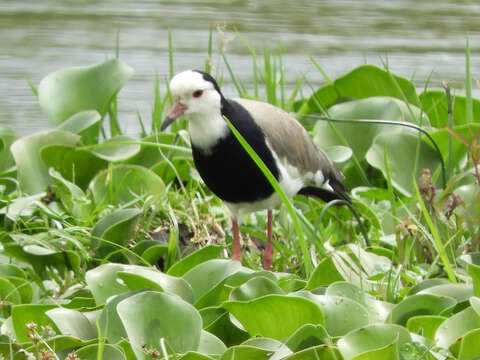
74 343 127 360
38 58 134 125
183 259 242 303
434 305 480 350
45 307 97 340
90 135 141 162
41 144 108 190
420 90 480 127
85 263 130 305
167 245 225 277
223 294 324 340
388 294 456 326
337 323 411 360
306 257 345 289
197 330 227 356
458 328 480 360
229 276 284 301
406 315 446 340
0 126 17 173
282 345 341 360
200 307 249 347
292 291 369 337
89 165 165 207
285 324 330 352
220 345 272 360
91 208 141 250
299 64 419 115
10 130 80 194
366 132 442 196
117 266 194 303
98 292 133 344
11 304 58 343
57 110 102 144
117 291 202 358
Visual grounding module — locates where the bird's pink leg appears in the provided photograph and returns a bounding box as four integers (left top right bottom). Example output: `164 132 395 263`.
232 218 242 262
263 209 274 270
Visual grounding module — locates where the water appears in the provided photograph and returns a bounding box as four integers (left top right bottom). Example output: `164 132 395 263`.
1 0 479 136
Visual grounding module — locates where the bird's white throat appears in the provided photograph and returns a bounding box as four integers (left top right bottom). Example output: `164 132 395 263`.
188 112 230 151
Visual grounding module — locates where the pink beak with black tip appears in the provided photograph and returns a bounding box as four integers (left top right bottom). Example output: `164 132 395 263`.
161 101 188 131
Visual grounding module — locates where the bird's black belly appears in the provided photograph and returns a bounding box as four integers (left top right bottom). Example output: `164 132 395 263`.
191 101 280 203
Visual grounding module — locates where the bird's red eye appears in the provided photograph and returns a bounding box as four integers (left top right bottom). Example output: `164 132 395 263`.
193 90 203 98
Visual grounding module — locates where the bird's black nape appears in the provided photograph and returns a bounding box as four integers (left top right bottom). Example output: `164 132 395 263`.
192 70 230 111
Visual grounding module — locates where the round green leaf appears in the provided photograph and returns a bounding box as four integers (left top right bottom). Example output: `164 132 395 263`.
366 131 442 196
223 294 324 340
167 245 225 277
91 208 141 250
197 330 227 356
74 343 126 360
38 58 134 125
89 165 165 207
10 130 80 194
90 135 141 162
57 110 102 144
229 276 284 301
117 291 202 358
388 294 456 326
337 324 411 360
85 263 130 305
406 315 446 340
434 306 480 350
46 307 97 340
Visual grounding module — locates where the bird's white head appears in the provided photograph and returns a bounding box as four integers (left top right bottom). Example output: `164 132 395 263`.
161 70 223 130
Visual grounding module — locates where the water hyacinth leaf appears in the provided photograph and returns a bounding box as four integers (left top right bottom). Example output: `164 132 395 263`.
470 263 480 297
306 257 345 289
91 208 141 249
117 291 202 359
285 324 330 352
22 245 81 272
90 135 141 162
49 168 92 223
57 110 102 144
0 126 17 173
420 90 480 127
74 344 127 360
434 306 480 350
197 330 227 356
350 341 399 360
200 307 249 347
292 292 369 337
388 294 456 326
46 307 97 340
418 284 473 305
0 277 22 305
337 323 411 360
406 315 446 340
11 304 58 343
299 65 418 115
180 353 215 360
223 294 324 340
282 345 341 360
117 267 194 303
0 264 27 279
85 263 130 305
366 132 442 197
0 193 45 221
4 276 33 304
458 328 480 360
41 144 108 190
89 165 165 207
325 145 353 164
220 345 273 360
10 130 80 194
98 292 134 344
407 278 451 295
429 123 480 169
183 259 242 302
313 97 423 162
38 58 134 125
167 245 225 277
229 276 284 301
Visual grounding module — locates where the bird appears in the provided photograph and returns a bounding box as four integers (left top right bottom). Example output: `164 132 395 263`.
162 70 349 269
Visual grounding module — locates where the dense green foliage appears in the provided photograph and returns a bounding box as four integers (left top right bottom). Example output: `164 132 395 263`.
0 39 479 359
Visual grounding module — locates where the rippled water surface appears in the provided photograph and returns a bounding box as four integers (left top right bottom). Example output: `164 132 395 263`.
1 0 479 135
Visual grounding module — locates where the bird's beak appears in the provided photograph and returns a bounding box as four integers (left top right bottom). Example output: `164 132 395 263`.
161 101 188 131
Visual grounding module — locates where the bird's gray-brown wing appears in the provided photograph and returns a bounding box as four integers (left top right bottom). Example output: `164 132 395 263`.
233 98 345 185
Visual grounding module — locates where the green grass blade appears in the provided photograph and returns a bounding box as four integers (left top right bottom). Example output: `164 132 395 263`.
223 116 313 276
466 37 473 123
413 181 456 283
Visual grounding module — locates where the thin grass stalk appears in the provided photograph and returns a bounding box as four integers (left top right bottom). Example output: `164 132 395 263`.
308 55 332 84
205 28 213 74
152 73 162 132
223 116 313 276
305 115 447 187
168 29 174 81
443 82 454 181
222 53 246 96
413 181 457 283
466 37 473 123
